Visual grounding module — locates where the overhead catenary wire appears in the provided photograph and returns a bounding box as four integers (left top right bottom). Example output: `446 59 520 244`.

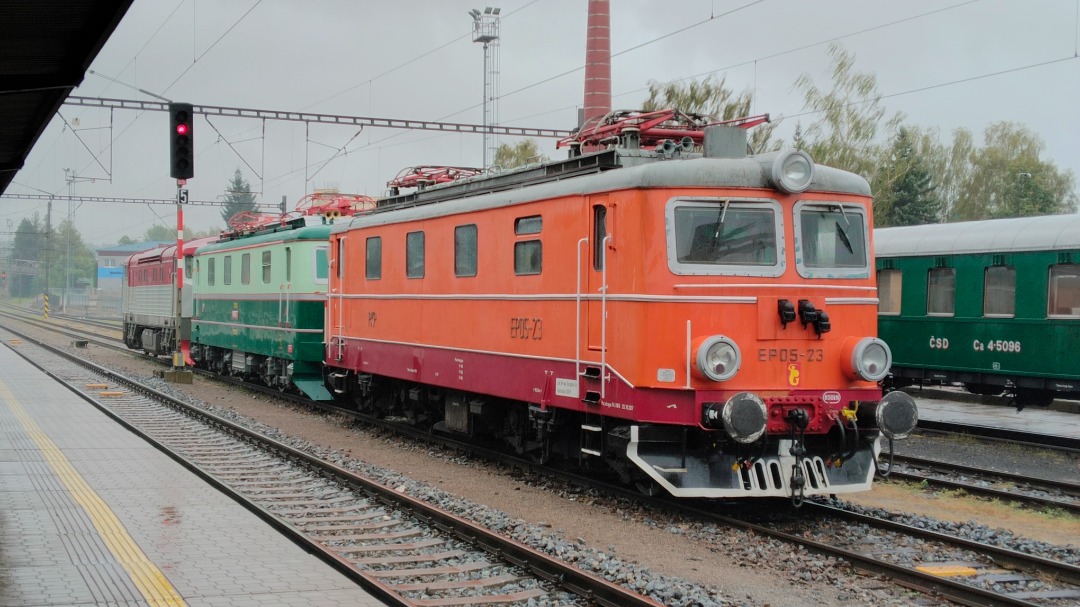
162 0 263 95
498 0 986 126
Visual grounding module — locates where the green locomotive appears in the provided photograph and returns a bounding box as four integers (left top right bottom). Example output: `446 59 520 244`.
190 213 334 400
875 215 1080 408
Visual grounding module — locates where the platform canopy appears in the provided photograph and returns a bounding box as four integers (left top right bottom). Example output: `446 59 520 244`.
0 0 133 196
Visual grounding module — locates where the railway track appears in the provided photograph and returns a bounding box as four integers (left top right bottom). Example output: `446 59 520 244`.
0 306 125 345
0 326 665 607
5 313 1080 606
881 454 1080 516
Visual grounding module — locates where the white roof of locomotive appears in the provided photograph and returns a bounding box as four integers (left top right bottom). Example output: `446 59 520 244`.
874 214 1080 257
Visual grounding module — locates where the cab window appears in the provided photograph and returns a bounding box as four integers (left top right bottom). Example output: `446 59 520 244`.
667 198 783 277
794 202 869 278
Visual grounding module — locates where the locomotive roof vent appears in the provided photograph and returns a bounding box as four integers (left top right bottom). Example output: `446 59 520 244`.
703 125 747 159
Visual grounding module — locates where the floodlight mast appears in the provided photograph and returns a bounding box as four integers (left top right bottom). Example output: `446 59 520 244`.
470 7 500 170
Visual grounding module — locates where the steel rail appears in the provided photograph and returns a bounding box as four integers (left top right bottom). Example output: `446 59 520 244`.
884 455 1080 516
804 502 1080 588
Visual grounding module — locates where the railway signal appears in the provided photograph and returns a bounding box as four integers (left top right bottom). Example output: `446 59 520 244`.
169 102 194 180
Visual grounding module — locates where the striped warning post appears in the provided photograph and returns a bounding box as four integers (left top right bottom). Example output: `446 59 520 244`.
43 293 49 319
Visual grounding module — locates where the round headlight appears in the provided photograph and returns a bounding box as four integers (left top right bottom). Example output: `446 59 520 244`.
771 150 815 193
696 335 741 382
851 337 891 382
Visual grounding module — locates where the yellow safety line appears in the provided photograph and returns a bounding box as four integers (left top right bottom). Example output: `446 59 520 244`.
0 381 187 606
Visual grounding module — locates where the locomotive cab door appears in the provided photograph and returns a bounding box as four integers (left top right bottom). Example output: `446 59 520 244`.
587 201 610 352
328 239 345 361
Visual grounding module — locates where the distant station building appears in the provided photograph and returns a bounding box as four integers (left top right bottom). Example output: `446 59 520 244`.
94 241 170 313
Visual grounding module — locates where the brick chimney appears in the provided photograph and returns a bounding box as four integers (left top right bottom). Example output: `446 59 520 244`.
582 0 611 150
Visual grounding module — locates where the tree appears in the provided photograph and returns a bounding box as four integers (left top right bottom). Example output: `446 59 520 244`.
144 224 174 242
493 139 548 170
794 44 903 184
12 215 45 297
876 128 941 227
912 126 975 222
641 75 779 152
950 122 1077 220
220 168 257 225
144 224 197 242
52 219 96 290
117 235 137 245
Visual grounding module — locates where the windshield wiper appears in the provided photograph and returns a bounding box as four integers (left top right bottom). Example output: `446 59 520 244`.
835 221 853 254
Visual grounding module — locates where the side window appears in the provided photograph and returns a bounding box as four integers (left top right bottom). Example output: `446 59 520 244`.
224 255 232 285
927 268 955 316
241 253 251 285
262 250 271 284
315 247 328 283
515 214 542 276
515 215 542 235
515 240 542 275
185 256 193 276
406 231 425 278
593 205 607 271
208 258 215 286
1048 264 1080 318
877 269 902 315
455 224 477 277
366 237 382 280
285 247 292 282
983 265 1015 317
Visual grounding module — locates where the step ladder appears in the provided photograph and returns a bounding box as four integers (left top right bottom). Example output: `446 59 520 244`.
580 413 604 458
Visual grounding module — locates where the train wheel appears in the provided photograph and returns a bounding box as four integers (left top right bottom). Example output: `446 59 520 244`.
633 475 663 497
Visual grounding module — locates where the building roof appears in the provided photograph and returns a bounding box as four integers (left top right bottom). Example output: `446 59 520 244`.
96 241 173 256
875 214 1080 257
1 1 133 196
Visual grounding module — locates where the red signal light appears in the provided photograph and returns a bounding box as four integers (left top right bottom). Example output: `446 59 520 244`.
176 123 189 135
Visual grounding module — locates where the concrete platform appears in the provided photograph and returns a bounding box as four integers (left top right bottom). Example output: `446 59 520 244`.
913 394 1080 446
0 342 384 607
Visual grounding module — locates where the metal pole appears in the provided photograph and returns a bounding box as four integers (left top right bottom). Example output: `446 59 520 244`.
174 181 185 370
482 41 489 170
44 197 52 318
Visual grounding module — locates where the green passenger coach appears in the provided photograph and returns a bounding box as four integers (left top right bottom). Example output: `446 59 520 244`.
875 215 1080 408
191 216 333 400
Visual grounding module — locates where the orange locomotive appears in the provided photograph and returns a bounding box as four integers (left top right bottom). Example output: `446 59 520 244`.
324 111 917 501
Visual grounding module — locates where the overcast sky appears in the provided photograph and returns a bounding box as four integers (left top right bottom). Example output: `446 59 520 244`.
7 0 1080 245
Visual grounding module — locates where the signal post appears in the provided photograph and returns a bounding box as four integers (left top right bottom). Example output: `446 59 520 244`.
159 102 194 384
